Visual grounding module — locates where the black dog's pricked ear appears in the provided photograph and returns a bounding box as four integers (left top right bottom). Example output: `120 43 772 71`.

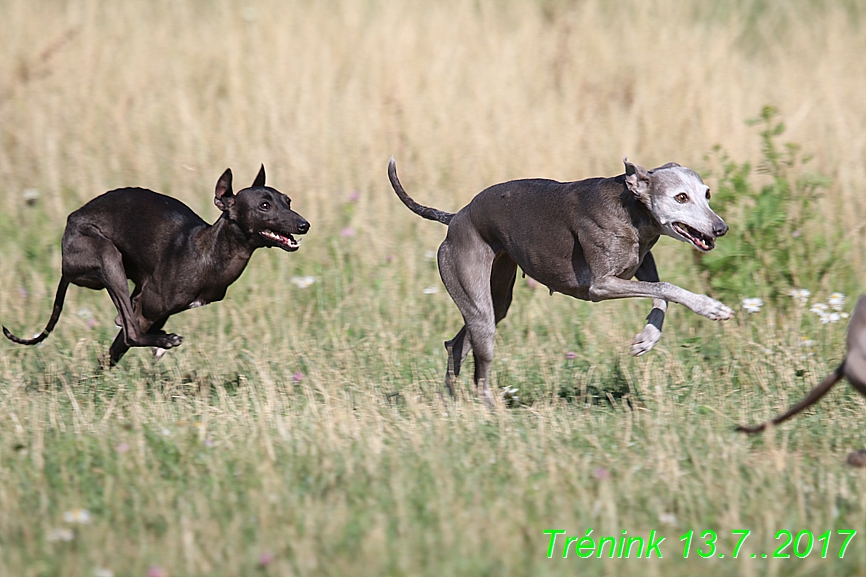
623 157 651 198
214 168 235 211
252 164 266 188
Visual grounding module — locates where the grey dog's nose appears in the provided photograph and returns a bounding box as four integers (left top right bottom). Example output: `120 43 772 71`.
713 221 728 237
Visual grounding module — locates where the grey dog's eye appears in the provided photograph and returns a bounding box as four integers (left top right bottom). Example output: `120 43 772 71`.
259 201 270 210
675 193 689 204
706 189 711 200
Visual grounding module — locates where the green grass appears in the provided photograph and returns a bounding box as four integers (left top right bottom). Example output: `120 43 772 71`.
1 226 864 576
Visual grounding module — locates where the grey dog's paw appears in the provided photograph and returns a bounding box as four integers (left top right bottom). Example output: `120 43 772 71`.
697 296 734 321
631 324 662 356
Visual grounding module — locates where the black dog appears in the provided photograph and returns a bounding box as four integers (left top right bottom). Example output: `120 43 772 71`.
4 165 309 365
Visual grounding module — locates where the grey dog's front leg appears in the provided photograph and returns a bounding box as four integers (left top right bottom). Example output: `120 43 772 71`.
589 274 733 323
630 252 667 356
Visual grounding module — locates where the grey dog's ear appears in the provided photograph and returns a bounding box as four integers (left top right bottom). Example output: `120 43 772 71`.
214 168 235 211
649 162 681 172
623 157 651 198
252 164 266 188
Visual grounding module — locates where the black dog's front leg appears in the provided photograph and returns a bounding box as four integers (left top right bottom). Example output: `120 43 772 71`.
147 317 172 361
106 316 172 366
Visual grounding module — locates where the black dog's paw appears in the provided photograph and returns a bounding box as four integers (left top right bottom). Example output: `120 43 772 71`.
158 333 183 349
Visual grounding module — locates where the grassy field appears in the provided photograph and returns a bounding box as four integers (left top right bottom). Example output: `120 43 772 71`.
1 0 866 575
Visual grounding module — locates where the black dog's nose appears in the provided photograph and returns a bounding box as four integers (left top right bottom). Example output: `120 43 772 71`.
297 220 310 234
713 221 728 237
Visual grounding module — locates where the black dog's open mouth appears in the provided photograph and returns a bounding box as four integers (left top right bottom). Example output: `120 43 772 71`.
672 222 715 252
260 230 302 251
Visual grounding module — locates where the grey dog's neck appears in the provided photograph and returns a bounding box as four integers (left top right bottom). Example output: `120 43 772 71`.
617 184 662 244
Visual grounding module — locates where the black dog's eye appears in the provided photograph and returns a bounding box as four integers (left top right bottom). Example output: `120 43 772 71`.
259 201 270 211
705 189 711 200
675 193 689 204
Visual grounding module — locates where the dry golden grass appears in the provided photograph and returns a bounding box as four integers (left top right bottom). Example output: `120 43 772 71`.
2 0 866 239
1 0 866 575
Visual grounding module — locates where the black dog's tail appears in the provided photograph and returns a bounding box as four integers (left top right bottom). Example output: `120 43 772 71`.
3 277 70 345
736 362 846 434
388 157 454 225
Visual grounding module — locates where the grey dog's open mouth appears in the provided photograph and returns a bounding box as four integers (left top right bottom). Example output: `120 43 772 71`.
673 222 715 252
259 230 301 251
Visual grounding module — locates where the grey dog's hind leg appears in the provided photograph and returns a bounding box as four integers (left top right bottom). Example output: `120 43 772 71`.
438 232 498 405
444 252 517 383
445 326 470 396
491 252 518 324
441 246 517 404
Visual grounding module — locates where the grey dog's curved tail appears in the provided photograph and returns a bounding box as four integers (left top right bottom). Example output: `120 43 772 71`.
3 277 70 345
388 157 454 225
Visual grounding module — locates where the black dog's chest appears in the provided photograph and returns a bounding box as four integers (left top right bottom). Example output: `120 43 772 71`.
191 285 229 308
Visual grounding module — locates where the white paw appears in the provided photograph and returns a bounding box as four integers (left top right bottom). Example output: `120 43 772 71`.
631 324 662 356
152 347 167 361
696 296 734 321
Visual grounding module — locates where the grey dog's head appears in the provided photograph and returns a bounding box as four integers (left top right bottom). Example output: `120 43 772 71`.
623 158 727 252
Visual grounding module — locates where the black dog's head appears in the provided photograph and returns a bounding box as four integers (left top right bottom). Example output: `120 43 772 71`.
213 165 310 252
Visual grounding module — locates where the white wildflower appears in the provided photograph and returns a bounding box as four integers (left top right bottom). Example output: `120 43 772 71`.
93 569 115 577
422 286 439 295
290 276 316 289
788 288 810 304
810 303 829 315
742 297 763 313
22 188 40 204
658 512 677 526
828 292 846 311
63 508 91 524
501 386 519 406
822 312 842 324
423 250 437 261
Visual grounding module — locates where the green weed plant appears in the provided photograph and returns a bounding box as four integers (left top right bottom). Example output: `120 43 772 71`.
697 106 852 304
